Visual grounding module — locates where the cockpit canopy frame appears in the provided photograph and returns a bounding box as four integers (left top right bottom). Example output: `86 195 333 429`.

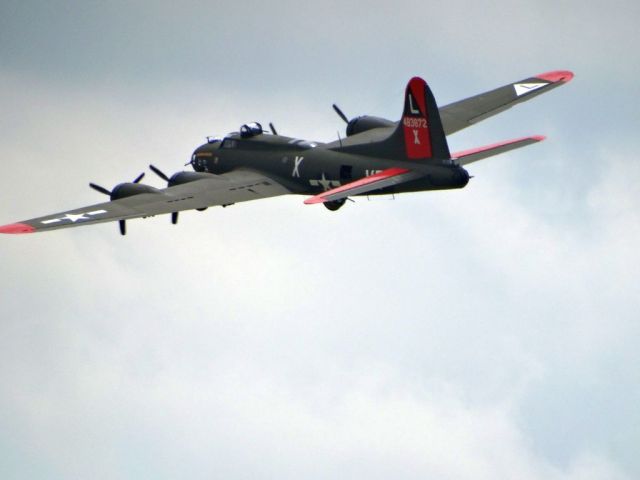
240 122 264 138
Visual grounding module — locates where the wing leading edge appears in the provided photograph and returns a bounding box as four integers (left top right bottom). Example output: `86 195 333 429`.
0 169 290 234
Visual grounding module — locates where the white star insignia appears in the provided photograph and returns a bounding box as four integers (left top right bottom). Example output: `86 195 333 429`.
61 213 89 223
309 175 340 191
317 173 333 191
40 209 107 225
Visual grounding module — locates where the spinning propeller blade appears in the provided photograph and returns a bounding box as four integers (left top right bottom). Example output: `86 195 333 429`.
89 183 111 196
149 164 170 182
149 165 179 225
332 104 349 124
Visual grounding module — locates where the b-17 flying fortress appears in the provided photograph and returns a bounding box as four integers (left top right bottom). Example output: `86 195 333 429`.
0 70 573 235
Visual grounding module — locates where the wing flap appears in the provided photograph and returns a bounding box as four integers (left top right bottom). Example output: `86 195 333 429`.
452 135 545 166
304 167 420 205
0 169 290 234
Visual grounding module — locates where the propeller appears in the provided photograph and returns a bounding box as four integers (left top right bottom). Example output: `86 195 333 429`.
89 172 145 197
149 164 179 225
269 122 278 135
332 104 349 124
89 182 112 196
149 164 170 182
88 172 145 236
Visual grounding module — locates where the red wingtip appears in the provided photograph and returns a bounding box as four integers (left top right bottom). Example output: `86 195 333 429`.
0 223 36 234
535 70 574 83
532 135 547 142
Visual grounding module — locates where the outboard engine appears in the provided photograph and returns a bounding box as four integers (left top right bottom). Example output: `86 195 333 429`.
345 116 396 137
333 104 396 137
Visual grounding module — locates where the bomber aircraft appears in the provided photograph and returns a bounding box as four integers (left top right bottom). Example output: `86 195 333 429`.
0 70 573 235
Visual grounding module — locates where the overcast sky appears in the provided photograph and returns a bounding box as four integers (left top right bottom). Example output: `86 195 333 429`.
1 1 639 479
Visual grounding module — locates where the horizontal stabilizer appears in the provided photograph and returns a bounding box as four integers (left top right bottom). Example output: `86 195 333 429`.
452 135 545 165
304 167 420 205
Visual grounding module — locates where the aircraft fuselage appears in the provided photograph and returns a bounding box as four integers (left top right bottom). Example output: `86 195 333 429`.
191 132 470 197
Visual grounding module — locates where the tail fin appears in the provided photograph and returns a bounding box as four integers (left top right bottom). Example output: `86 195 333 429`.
333 77 451 161
395 77 451 160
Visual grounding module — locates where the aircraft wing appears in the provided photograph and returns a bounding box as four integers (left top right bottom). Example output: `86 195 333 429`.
439 70 574 135
0 169 290 234
304 167 422 205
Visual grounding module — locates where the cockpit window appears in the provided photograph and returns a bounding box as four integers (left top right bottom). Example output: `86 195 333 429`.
221 138 238 149
240 122 263 138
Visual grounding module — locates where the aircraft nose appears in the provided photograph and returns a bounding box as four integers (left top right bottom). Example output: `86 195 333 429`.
189 144 209 171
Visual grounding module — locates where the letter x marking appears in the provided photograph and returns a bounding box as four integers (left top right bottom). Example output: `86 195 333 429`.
292 156 304 177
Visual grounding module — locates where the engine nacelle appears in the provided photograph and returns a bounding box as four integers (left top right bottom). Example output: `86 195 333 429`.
346 116 395 137
110 183 161 201
168 171 214 187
